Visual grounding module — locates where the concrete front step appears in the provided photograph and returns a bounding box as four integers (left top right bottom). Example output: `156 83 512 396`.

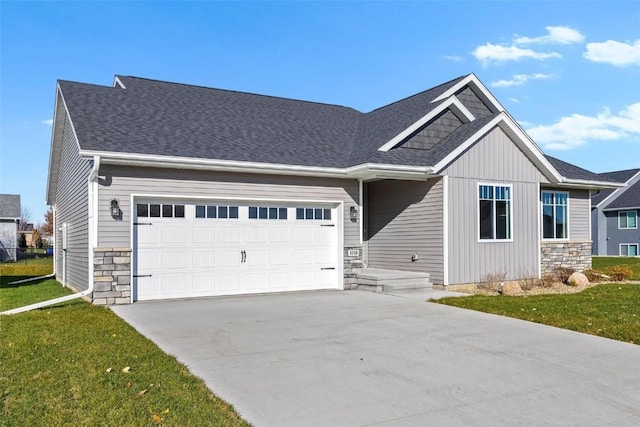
356 268 432 293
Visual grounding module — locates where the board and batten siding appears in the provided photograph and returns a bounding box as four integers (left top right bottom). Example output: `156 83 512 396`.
53 113 92 290
444 127 547 284
366 178 444 284
96 165 360 248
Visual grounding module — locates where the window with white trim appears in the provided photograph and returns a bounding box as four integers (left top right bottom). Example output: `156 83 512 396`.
620 243 639 257
541 191 568 239
478 184 511 240
619 211 638 229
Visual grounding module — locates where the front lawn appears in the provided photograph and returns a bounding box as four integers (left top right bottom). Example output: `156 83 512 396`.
434 283 640 344
1 269 249 426
592 256 640 280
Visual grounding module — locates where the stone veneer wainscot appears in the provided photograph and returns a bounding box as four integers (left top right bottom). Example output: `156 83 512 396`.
93 247 132 305
540 241 592 274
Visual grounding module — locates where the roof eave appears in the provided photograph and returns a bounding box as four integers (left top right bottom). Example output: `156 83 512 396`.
81 151 437 181
554 179 626 190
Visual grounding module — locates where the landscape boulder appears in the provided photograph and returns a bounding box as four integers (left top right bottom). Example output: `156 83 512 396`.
567 272 589 287
500 281 522 296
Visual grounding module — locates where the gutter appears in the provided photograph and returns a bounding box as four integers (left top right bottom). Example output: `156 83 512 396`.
1 156 101 316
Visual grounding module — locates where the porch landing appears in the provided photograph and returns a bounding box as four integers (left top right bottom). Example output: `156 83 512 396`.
356 268 432 293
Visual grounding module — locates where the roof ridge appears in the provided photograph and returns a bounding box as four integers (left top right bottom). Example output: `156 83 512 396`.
115 75 362 112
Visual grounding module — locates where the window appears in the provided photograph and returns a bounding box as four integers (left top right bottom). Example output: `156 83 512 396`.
137 203 185 218
541 191 568 239
619 211 638 229
478 184 511 240
620 244 639 257
295 207 331 220
248 206 288 220
195 205 238 219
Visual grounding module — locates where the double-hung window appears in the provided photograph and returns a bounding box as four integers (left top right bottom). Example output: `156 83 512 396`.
541 191 568 239
619 211 637 229
478 184 512 240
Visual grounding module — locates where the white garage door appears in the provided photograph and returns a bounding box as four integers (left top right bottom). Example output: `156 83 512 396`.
133 200 340 301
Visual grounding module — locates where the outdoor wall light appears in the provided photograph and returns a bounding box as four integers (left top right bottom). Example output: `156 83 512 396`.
350 206 358 222
110 199 120 219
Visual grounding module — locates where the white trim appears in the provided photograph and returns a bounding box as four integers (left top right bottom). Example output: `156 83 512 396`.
476 182 514 243
377 96 476 152
432 113 564 183
536 182 542 279
559 179 625 190
619 243 639 257
604 205 640 212
588 190 592 242
432 73 505 113
442 175 449 286
618 210 638 230
113 76 127 89
358 179 363 244
81 150 436 181
540 190 570 241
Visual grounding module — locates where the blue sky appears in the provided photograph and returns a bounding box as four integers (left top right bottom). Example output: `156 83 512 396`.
1 1 639 224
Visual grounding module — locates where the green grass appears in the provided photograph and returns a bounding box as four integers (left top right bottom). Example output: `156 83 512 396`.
1 266 249 426
592 256 640 280
435 283 640 344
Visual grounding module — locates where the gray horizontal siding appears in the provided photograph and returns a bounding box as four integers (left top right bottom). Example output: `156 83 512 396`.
366 178 444 283
54 113 91 290
444 127 543 284
97 165 359 248
605 209 640 255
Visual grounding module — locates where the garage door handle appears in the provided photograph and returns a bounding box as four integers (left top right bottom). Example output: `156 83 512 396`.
134 222 153 226
241 250 246 263
320 224 335 227
133 274 152 278
321 267 335 270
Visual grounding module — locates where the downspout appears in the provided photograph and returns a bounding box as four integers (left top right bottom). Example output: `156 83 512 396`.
1 156 100 315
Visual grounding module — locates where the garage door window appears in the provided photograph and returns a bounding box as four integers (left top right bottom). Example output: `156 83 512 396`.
296 207 331 220
195 205 238 219
249 206 288 220
137 203 185 218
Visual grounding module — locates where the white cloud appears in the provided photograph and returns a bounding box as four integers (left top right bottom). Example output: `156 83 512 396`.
509 98 520 104
526 103 640 150
584 39 640 66
42 119 53 125
443 54 464 62
472 43 561 66
515 26 585 45
490 73 552 87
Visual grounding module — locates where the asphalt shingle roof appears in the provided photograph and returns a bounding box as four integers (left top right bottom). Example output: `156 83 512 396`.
591 169 640 206
606 179 640 209
0 194 20 219
57 74 610 185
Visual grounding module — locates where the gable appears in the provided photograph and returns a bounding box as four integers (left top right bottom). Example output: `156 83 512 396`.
455 86 493 118
400 109 464 151
442 126 549 183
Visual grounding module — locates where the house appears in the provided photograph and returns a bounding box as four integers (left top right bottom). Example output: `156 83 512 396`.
592 169 640 256
0 194 20 261
46 73 619 304
18 223 37 248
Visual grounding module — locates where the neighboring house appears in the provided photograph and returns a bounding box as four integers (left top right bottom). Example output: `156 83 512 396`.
591 169 640 256
18 223 36 248
0 194 20 261
46 73 618 304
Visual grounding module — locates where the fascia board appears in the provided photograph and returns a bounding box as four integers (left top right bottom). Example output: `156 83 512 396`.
113 76 127 89
432 113 563 183
45 86 65 205
432 73 506 113
596 171 640 208
377 96 475 152
603 205 640 212
82 150 436 181
557 179 626 190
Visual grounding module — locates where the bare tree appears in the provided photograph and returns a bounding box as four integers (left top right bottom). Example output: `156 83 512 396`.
19 207 32 231
42 207 54 236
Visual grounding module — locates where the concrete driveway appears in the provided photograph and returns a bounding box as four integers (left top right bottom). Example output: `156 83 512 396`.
112 290 640 426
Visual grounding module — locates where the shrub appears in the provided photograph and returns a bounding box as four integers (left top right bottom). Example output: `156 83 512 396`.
540 273 559 288
519 276 541 291
583 269 603 283
479 272 507 292
553 267 575 284
609 265 633 281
